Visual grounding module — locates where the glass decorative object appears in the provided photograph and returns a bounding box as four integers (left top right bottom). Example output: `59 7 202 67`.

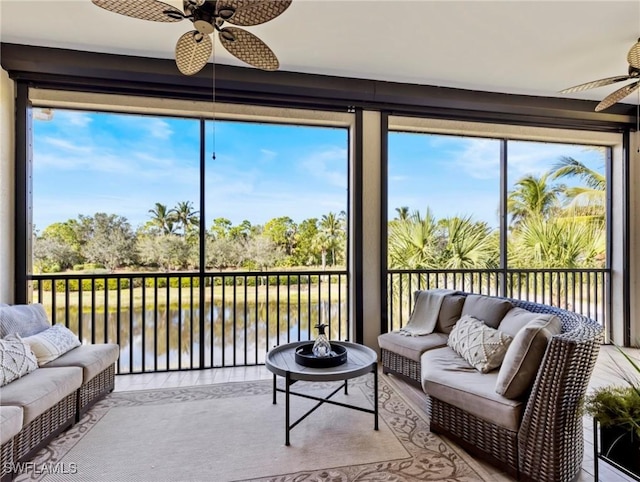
312 323 331 357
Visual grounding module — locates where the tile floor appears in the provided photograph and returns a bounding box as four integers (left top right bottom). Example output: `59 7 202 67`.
114 345 639 482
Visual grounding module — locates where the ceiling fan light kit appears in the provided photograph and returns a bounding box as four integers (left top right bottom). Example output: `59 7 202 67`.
91 0 291 75
560 38 640 111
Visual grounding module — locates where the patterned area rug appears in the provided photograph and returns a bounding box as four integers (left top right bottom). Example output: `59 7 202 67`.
15 375 492 481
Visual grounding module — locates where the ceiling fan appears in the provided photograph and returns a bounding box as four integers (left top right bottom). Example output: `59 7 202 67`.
560 39 640 112
92 0 292 75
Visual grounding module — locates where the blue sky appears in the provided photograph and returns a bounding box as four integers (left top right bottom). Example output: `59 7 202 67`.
33 109 348 231
388 132 606 228
33 108 605 232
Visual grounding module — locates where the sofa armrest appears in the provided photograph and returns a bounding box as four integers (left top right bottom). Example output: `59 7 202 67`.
517 320 602 482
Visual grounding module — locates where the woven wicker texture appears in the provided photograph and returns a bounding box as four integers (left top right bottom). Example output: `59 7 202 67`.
628 41 640 69
175 31 212 75
382 294 603 482
79 365 115 415
91 0 182 22
1 439 12 477
431 398 519 475
14 392 75 461
220 0 292 26
219 27 278 70
510 299 603 482
381 348 422 388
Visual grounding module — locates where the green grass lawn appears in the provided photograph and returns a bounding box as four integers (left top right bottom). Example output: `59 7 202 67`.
34 282 348 313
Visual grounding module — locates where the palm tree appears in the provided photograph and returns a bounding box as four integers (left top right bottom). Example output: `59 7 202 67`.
550 156 605 221
312 231 332 270
174 201 199 236
512 215 605 268
319 212 345 266
507 173 565 227
148 203 177 235
437 216 498 269
395 206 410 221
387 208 438 269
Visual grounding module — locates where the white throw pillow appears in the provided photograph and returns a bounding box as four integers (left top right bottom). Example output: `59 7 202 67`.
447 315 513 373
21 324 81 366
0 334 38 386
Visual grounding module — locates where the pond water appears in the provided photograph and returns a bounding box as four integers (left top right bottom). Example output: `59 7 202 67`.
55 300 349 373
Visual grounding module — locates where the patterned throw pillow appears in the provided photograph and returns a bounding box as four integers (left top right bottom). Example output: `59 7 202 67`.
0 335 38 386
447 315 513 373
21 324 81 366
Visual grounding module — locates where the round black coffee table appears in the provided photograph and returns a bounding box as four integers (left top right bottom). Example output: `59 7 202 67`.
265 340 378 446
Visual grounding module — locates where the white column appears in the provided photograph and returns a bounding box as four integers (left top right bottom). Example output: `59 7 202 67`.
361 110 382 351
0 69 15 303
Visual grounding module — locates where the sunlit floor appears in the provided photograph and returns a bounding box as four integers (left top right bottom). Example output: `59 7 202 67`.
114 345 640 482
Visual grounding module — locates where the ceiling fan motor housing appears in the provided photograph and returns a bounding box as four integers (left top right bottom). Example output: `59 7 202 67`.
192 2 217 34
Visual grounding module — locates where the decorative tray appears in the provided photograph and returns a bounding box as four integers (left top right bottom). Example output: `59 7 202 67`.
294 342 347 368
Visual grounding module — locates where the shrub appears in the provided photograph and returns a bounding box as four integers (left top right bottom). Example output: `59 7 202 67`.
144 277 200 289
585 386 640 437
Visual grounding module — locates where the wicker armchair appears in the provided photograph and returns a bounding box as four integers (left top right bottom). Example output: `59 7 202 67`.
512 299 602 481
382 297 603 482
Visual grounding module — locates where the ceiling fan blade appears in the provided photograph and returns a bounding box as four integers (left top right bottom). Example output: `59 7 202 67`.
219 27 279 70
595 81 640 112
175 30 213 75
627 39 640 69
559 75 632 94
92 0 184 22
216 0 292 26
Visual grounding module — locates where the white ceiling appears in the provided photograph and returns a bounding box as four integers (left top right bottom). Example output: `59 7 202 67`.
2 1 640 106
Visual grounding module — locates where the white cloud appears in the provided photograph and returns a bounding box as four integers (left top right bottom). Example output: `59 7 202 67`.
300 147 348 188
449 138 602 181
449 138 500 180
389 175 409 182
35 149 136 174
57 111 93 128
507 142 600 179
42 137 92 154
36 131 202 188
132 152 174 168
260 149 277 162
207 166 258 195
145 118 173 140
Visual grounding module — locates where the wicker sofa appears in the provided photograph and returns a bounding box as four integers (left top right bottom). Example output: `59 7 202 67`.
0 303 118 482
378 292 603 482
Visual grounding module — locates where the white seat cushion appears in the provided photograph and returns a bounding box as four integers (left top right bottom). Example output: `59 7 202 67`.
422 347 523 431
0 367 82 424
378 332 449 362
44 344 119 382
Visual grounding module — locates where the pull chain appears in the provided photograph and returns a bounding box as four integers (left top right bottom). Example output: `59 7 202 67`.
212 58 216 160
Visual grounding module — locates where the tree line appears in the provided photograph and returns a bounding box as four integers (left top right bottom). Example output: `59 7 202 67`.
34 156 604 273
34 202 347 273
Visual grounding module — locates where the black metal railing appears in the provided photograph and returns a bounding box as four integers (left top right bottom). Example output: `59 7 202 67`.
30 267 609 374
387 268 609 332
30 270 349 374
